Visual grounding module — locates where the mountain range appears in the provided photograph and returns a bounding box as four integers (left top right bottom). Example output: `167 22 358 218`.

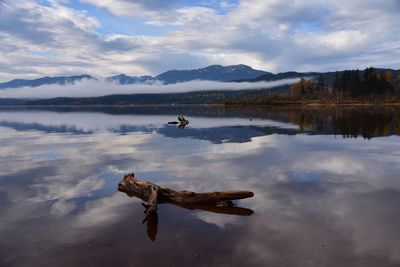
155 64 269 84
1 65 398 90
0 64 271 89
0 75 96 90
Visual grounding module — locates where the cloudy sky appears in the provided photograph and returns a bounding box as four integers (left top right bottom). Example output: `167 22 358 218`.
0 0 400 82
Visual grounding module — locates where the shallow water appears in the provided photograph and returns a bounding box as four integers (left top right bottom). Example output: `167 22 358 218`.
0 106 400 267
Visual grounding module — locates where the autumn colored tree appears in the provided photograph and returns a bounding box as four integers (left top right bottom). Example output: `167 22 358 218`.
289 82 301 96
290 78 311 97
300 78 312 96
378 70 394 94
384 70 393 84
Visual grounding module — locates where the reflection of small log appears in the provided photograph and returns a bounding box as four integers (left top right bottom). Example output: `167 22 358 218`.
178 122 188 129
142 208 158 241
175 203 254 216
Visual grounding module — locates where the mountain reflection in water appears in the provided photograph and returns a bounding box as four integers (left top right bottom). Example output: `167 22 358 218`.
0 106 399 142
0 106 400 267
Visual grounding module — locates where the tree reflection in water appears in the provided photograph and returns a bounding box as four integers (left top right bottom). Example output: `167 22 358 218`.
281 107 400 139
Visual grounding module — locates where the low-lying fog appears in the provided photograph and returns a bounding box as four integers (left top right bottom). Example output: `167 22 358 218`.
0 78 300 99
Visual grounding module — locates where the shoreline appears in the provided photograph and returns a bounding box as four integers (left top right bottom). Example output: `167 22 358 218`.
225 99 400 107
0 102 400 108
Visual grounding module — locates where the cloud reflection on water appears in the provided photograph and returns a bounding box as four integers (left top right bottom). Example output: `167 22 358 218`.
0 109 399 266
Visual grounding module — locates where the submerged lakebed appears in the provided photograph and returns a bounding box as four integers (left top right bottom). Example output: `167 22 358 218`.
0 106 400 266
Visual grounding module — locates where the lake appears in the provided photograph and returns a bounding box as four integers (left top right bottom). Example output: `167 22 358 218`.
0 106 399 267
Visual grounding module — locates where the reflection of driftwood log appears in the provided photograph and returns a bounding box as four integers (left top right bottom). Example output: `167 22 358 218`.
168 115 189 129
118 173 254 241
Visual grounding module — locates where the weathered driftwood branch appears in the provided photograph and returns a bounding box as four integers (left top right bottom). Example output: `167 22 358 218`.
118 173 254 209
168 115 189 129
118 173 254 241
177 115 189 124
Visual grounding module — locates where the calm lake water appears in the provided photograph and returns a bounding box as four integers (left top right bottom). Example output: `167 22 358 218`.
0 106 400 267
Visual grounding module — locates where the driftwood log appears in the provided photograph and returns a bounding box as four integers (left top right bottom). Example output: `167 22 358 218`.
117 173 254 241
168 115 189 129
118 173 254 209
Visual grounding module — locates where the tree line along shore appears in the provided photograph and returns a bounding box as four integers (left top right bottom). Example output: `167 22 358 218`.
225 67 400 106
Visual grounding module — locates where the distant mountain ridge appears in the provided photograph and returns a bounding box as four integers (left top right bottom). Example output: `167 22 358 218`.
155 64 270 84
0 64 269 89
106 74 155 84
106 64 269 85
1 65 399 90
0 75 95 89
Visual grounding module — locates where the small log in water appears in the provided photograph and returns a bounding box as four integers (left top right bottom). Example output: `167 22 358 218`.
118 173 254 241
167 116 189 128
118 173 254 208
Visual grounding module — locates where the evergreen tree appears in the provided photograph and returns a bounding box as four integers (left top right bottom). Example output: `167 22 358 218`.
377 73 386 94
396 73 400 95
349 70 362 96
363 67 378 94
316 74 325 97
333 71 340 90
340 70 350 93
333 71 340 98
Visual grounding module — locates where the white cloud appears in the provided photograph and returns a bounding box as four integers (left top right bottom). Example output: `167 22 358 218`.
74 193 134 228
30 175 105 202
50 200 76 216
80 0 182 21
194 211 242 228
0 0 399 82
